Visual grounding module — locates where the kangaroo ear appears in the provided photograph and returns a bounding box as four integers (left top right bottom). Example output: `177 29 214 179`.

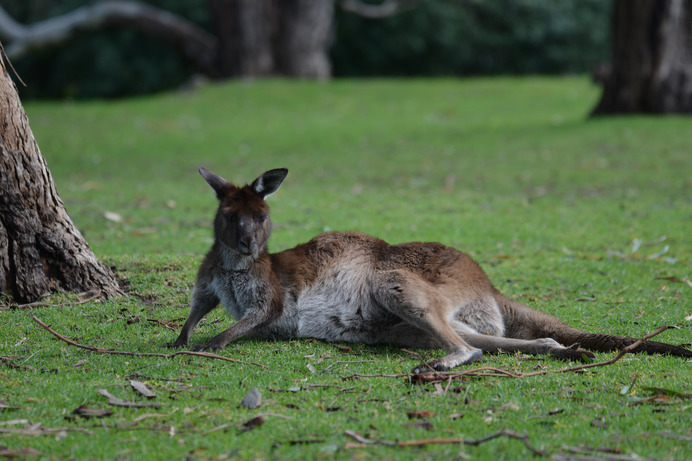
199 167 229 198
251 168 288 199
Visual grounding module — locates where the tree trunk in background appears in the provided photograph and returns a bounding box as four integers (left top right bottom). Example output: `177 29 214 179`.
209 0 274 78
275 0 334 79
592 0 692 114
0 48 122 304
209 0 334 79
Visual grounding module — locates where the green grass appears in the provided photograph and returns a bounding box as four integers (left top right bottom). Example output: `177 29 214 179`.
2 77 691 460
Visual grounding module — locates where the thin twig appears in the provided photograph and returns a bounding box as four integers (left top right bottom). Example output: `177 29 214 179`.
342 326 673 383
324 360 377 371
342 373 410 380
517 325 672 378
14 294 101 310
462 429 548 456
344 429 396 446
0 426 92 436
343 428 548 456
0 41 26 86
146 318 179 331
31 315 267 368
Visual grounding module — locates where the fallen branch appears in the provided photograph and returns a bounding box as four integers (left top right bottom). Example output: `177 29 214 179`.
7 293 101 311
146 318 180 331
0 425 92 436
342 373 410 381
343 429 548 456
343 326 673 384
324 360 378 371
31 315 267 369
1 355 34 371
0 2 217 74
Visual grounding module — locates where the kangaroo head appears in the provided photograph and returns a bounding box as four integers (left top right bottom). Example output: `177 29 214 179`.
200 167 288 258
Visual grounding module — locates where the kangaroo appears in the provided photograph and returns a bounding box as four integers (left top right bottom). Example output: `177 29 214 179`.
171 168 692 372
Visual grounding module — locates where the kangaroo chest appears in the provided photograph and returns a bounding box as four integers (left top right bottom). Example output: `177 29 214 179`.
211 269 265 320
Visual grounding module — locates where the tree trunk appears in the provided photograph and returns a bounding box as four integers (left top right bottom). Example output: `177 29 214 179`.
209 0 334 79
592 0 692 115
208 0 274 78
0 47 123 304
275 0 334 79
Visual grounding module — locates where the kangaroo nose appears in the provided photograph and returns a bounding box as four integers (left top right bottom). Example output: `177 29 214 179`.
238 237 257 255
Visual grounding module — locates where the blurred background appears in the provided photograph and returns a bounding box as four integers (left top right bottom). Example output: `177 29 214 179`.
1 0 690 259
1 0 611 100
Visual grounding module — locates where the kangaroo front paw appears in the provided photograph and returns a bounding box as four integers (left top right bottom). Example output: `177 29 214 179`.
412 360 450 374
190 342 222 352
166 339 186 349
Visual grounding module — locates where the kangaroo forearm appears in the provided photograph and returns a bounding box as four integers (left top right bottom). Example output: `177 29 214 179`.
200 307 276 349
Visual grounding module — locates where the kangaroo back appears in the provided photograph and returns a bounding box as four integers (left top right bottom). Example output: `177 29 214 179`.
495 293 692 357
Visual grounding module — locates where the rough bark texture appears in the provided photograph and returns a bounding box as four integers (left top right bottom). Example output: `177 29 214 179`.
209 0 274 78
208 0 334 79
275 0 334 79
592 0 692 115
0 49 122 304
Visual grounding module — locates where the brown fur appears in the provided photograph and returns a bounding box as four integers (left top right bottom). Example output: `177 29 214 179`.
171 168 692 371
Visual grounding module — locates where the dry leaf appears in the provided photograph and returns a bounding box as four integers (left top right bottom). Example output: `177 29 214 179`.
431 383 446 396
648 245 670 260
72 404 112 418
130 380 156 399
239 388 262 409
240 415 265 432
590 418 606 428
498 402 520 411
103 211 123 223
319 406 341 412
403 420 434 431
98 389 160 408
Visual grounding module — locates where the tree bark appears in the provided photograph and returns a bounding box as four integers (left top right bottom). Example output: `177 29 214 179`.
0 0 416 84
275 0 334 79
339 0 417 18
208 0 274 78
0 46 123 304
592 0 692 115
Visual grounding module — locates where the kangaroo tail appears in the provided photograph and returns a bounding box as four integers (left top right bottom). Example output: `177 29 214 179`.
494 292 692 357
549 327 692 357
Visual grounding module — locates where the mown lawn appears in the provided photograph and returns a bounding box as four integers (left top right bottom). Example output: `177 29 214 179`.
1 78 691 460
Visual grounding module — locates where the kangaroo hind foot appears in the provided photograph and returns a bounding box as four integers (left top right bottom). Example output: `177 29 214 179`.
374 269 484 373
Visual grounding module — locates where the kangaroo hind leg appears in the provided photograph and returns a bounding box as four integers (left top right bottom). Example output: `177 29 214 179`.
456 331 595 362
373 270 483 372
